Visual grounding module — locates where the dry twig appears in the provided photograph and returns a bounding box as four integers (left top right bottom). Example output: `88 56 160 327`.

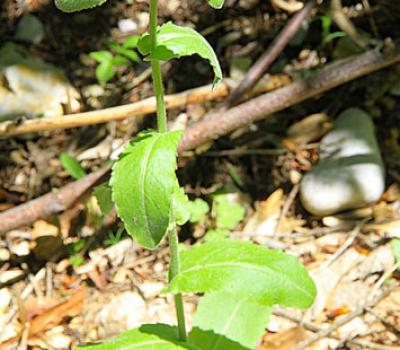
224 0 318 108
292 285 398 350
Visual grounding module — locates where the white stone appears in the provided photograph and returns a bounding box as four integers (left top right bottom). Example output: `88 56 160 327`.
300 108 385 216
118 19 137 33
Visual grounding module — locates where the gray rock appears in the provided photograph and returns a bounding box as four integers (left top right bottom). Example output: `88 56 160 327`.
300 108 385 216
0 43 80 121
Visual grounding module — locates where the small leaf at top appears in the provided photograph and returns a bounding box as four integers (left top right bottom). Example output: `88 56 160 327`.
168 239 317 308
55 0 109 12
190 292 272 350
111 131 183 250
207 0 225 9
60 153 87 179
138 22 222 86
77 323 198 350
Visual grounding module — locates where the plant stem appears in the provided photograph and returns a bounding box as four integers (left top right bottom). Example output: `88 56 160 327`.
149 0 187 341
149 0 167 133
168 225 188 341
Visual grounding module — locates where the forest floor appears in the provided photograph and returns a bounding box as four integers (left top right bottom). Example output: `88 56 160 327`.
0 0 400 349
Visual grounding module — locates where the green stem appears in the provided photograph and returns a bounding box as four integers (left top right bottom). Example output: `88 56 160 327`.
149 0 167 133
168 225 188 342
149 0 186 341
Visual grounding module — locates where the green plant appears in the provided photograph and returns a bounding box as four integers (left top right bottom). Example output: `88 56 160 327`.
90 35 141 85
60 152 87 179
55 0 316 348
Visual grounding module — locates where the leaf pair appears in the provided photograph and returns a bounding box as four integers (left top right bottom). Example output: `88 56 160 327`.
90 35 140 85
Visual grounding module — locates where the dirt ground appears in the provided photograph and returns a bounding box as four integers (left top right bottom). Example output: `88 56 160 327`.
0 0 400 349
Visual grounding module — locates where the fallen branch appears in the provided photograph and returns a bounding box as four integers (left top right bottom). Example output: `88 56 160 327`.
178 44 400 152
0 76 288 138
1 44 399 233
0 166 110 233
224 0 318 108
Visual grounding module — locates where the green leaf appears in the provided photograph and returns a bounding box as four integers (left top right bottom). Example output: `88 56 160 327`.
123 35 140 49
204 229 230 242
172 184 191 226
391 239 400 263
207 0 224 9
190 292 272 350
60 153 87 180
90 50 113 63
168 239 316 308
189 198 209 223
213 194 245 229
77 324 198 350
94 183 113 215
96 60 115 85
138 22 222 86
55 0 109 12
112 55 131 67
109 42 141 62
111 131 183 249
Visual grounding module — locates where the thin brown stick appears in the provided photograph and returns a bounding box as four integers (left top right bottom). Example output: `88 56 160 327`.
273 309 397 350
292 285 397 350
0 77 288 138
0 83 226 138
178 44 400 152
223 0 318 108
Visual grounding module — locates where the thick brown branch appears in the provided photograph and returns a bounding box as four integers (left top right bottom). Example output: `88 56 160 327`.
0 167 110 234
178 45 400 152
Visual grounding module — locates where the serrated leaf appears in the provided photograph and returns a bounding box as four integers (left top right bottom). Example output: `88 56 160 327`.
189 198 209 223
96 60 115 85
90 50 113 63
207 0 224 9
55 0 109 12
168 239 316 308
77 323 198 350
111 131 182 249
172 184 191 226
60 153 87 179
138 22 222 86
213 194 245 229
190 292 272 350
94 183 113 215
